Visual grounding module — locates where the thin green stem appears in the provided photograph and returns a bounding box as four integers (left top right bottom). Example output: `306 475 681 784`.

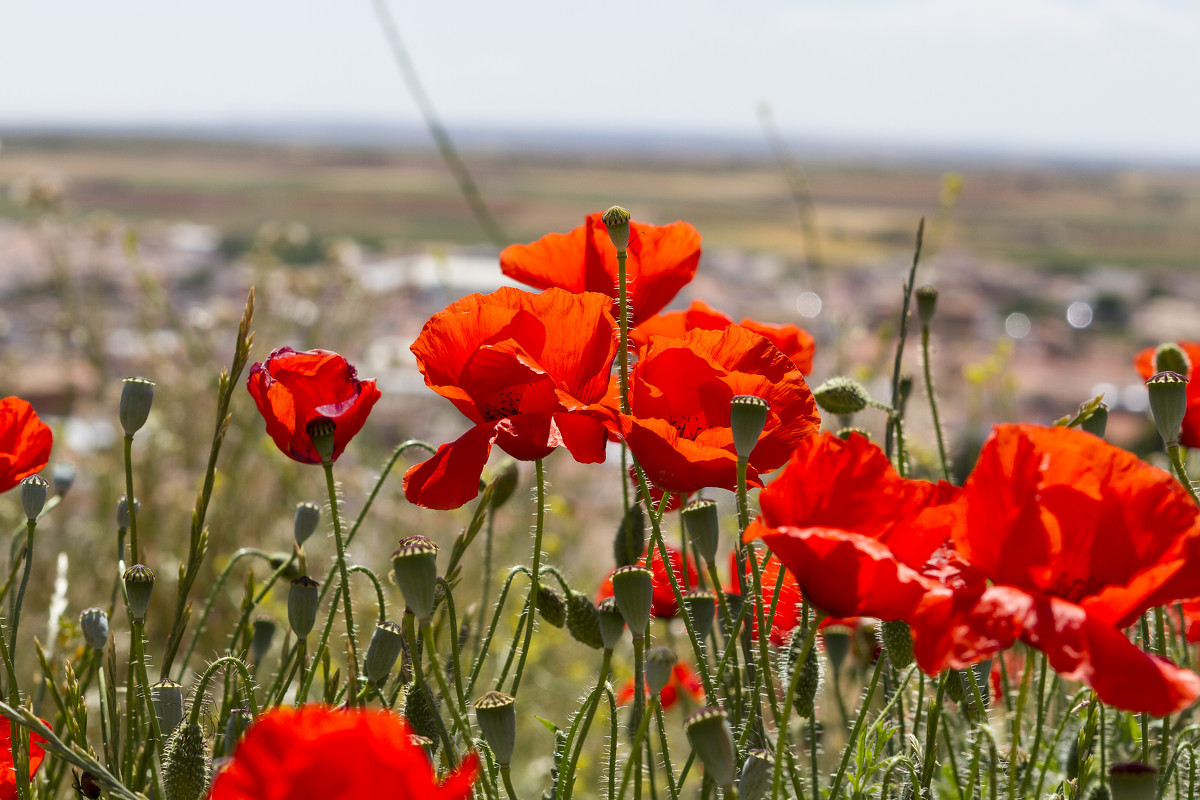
919 672 951 799
176 548 275 681
420 623 473 751
1017 653 1048 798
123 435 139 565
561 650 613 800
405 614 455 760
618 697 662 800
885 217 925 460
1169 445 1200 506
771 615 822 800
8 521 35 654
921 326 951 480
130 620 165 799
509 458 545 696
617 251 631 415
321 460 359 689
828 654 886 800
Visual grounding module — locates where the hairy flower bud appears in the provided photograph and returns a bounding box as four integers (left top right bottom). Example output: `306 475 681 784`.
813 377 871 416
535 583 567 628
162 721 210 800
880 620 914 669
566 590 604 650
1155 343 1192 377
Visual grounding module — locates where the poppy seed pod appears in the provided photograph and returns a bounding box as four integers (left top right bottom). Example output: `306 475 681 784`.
51 462 75 495
684 707 735 789
1147 371 1188 447
391 543 440 624
601 205 631 253
79 607 109 651
1080 403 1109 439
730 395 769 460
119 377 155 436
293 502 321 547
404 683 442 743
249 618 276 665
122 564 155 621
644 647 678 698
1155 342 1192 377
880 620 914 669
786 626 821 719
566 590 604 650
474 691 517 766
20 475 48 521
813 377 871 416
222 708 251 756
535 583 567 628
151 679 185 738
610 565 654 639
288 576 320 638
915 284 938 327
739 749 775 800
162 720 210 800
364 621 405 685
305 417 337 463
596 597 626 650
117 495 139 530
822 624 853 674
681 499 720 566
1109 762 1157 800
680 590 717 642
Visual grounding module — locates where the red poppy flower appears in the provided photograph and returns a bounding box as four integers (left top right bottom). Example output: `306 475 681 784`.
613 326 820 494
632 299 816 374
0 717 48 800
1135 342 1200 447
499 212 701 326
247 348 380 465
404 287 618 510
913 424 1200 715
598 545 699 619
0 397 52 494
743 431 964 622
208 705 478 800
617 662 705 710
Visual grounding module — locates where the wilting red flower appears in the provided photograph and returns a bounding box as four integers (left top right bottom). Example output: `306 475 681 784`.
632 299 816 374
247 348 380 464
209 705 478 800
613 326 820 494
0 717 48 800
1135 342 1200 447
598 545 699 619
404 288 618 509
913 424 1200 715
743 431 963 622
0 397 51 494
617 662 705 710
499 212 701 326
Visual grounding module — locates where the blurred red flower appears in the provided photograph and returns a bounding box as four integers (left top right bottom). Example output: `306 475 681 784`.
1135 342 1200 447
208 705 478 800
0 397 52 493
404 288 618 509
0 717 48 800
247 348 380 465
744 431 963 622
499 212 701 326
632 299 816 374
617 662 705 710
598 545 699 619
612 326 819 494
913 424 1200 715
726 552 803 646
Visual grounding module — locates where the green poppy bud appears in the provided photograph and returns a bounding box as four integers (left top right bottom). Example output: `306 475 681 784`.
613 502 646 569
151 679 185 738
1147 371 1188 447
880 620 914 669
1155 343 1191 377
391 542 440 624
596 597 626 651
79 607 109 651
813 377 871 416
685 707 735 790
1080 402 1109 438
122 564 155 621
287 576 320 638
681 499 720 566
566 590 604 650
915 284 938 327
293 502 321 547
474 691 517 766
162 721 210 800
602 205 631 253
721 593 743 642
535 583 567 628
822 624 852 674
20 475 47 521
644 647 677 699
404 683 442 743
119 377 155 436
221 708 251 756
249 618 276 665
730 395 769 459
363 621 405 685
786 626 822 719
487 460 520 511
610 565 653 640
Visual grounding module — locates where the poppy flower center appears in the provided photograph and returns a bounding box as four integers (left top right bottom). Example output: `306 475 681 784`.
480 390 522 422
669 413 705 441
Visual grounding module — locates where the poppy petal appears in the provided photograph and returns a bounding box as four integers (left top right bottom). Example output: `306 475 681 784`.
403 422 502 510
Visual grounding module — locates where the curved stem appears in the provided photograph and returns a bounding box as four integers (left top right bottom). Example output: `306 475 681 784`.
187 656 258 727
509 458 544 696
322 460 359 689
176 548 275 681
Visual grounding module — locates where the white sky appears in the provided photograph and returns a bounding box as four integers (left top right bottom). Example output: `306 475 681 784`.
4 0 1200 161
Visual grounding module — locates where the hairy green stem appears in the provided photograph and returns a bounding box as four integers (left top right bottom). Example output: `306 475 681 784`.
322 460 359 693
509 458 545 696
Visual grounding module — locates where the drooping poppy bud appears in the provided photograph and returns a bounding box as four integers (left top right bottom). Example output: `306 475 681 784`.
162 721 210 800
566 591 604 650
535 584 567 628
